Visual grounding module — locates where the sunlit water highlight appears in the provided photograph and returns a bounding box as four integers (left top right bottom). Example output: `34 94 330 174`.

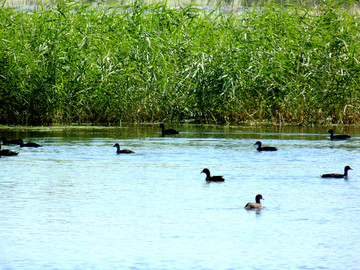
1 125 359 269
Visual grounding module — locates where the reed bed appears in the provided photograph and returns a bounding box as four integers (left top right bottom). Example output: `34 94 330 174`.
1 0 359 125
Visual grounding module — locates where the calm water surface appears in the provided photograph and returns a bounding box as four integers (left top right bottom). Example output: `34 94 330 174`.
1 124 359 270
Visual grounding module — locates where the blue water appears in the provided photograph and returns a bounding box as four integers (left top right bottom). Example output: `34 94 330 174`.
1 125 359 269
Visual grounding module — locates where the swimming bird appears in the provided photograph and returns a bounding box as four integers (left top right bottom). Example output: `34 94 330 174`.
245 194 264 210
0 137 20 145
160 123 179 136
328 129 351 140
321 166 352 179
201 168 225 182
18 138 42 148
113 143 135 154
254 141 277 151
0 144 18 156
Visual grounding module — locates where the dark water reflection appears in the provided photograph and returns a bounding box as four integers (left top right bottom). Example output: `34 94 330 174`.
0 124 359 269
0 123 357 138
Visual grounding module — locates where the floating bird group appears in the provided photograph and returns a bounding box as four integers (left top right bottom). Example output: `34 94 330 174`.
0 137 42 157
1 126 354 211
112 126 354 211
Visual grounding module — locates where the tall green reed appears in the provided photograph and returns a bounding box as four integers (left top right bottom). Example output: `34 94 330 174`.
0 0 359 125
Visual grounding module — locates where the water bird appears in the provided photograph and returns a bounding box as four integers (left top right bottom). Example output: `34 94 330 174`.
0 144 19 156
18 138 42 147
254 141 277 151
245 194 264 210
201 168 225 182
321 166 352 179
0 137 20 145
160 123 179 136
328 129 351 140
113 143 135 154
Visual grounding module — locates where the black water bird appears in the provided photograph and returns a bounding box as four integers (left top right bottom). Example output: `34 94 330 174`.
201 168 224 182
254 141 277 151
18 138 42 148
328 129 351 140
0 144 18 156
160 124 179 136
245 194 264 210
321 166 352 179
0 137 20 145
113 143 135 154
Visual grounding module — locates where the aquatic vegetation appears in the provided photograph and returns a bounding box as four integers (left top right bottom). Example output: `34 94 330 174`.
0 0 359 125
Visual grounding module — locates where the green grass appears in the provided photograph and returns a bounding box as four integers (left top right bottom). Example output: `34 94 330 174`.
0 0 359 125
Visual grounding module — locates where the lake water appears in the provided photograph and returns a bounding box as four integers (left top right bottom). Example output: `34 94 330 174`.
1 124 359 270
